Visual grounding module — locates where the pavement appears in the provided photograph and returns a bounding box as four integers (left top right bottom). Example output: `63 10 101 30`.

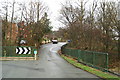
1 42 101 79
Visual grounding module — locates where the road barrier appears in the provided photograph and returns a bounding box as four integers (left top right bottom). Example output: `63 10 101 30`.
61 44 108 71
2 46 36 57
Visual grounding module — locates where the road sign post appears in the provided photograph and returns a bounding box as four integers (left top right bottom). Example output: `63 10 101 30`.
34 49 37 60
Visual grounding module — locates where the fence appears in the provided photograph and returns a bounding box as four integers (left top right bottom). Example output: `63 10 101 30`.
2 46 36 57
61 44 108 71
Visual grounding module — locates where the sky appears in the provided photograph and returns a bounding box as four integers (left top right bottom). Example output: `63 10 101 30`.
43 0 66 31
0 0 119 31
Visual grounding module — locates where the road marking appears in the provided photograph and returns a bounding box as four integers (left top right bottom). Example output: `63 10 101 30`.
50 46 58 53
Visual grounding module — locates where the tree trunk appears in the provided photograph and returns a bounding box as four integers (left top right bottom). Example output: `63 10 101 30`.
118 37 120 59
10 1 15 45
117 21 120 59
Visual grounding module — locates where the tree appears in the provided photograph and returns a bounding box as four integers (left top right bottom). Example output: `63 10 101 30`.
95 2 116 52
32 12 52 48
59 1 87 48
115 1 120 59
0 1 9 46
10 0 15 45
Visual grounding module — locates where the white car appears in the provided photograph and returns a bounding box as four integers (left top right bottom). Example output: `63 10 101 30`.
20 40 26 44
52 40 58 44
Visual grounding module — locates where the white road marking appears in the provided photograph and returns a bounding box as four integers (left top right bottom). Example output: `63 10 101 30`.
50 46 58 53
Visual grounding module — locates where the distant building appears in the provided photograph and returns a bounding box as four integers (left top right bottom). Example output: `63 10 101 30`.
7 23 18 43
17 21 31 45
6 21 32 45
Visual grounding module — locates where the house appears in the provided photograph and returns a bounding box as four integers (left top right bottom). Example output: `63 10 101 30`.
7 23 18 43
17 21 32 45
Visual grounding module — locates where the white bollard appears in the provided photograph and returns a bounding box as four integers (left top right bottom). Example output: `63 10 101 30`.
35 54 37 60
34 49 37 60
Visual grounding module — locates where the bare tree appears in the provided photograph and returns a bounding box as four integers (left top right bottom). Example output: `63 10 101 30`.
116 1 120 59
10 0 15 45
0 1 10 46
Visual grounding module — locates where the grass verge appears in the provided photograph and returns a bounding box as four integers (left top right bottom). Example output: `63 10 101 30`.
61 54 120 80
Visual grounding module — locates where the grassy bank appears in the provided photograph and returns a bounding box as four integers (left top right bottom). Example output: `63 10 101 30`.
61 55 120 80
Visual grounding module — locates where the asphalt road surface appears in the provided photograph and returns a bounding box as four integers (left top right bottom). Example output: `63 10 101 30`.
2 42 101 79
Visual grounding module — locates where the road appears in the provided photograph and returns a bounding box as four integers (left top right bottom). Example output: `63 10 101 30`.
2 42 100 79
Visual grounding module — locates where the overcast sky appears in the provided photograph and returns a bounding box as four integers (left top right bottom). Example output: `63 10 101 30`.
43 0 66 31
0 0 119 31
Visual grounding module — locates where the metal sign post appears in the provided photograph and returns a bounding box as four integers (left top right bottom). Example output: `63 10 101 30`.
34 49 37 60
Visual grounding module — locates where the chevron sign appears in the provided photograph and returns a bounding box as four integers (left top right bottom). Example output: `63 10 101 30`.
16 47 31 54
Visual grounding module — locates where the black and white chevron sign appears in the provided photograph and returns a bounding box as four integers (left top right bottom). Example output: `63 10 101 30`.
16 47 31 54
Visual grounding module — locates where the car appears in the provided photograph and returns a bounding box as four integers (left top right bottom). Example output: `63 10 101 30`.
52 40 58 44
20 40 26 44
68 40 71 42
